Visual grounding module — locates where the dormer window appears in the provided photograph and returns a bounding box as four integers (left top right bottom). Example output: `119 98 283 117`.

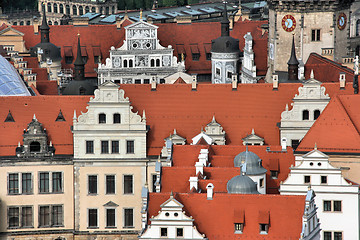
259 224 269 234
234 223 243 233
99 113 106 124
113 114 121 124
30 141 41 152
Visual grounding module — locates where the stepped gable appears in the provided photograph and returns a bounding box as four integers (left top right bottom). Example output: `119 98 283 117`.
0 96 89 156
147 193 305 239
297 95 360 153
305 53 354 82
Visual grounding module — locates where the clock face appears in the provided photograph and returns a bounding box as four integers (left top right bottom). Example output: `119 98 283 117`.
282 15 296 32
337 13 347 30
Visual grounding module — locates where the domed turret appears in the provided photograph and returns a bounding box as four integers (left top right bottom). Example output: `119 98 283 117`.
234 148 267 175
227 174 259 194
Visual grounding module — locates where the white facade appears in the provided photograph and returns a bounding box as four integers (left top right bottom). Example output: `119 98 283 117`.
280 149 359 240
211 52 239 84
279 75 330 147
98 21 183 85
139 196 206 240
204 116 226 145
240 32 257 84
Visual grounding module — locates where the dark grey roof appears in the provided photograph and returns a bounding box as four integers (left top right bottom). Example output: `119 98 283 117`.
211 36 240 53
31 42 62 62
227 174 259 194
62 80 97 95
234 149 267 175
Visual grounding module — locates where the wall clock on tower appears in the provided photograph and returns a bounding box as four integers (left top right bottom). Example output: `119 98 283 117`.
337 13 347 30
282 15 296 32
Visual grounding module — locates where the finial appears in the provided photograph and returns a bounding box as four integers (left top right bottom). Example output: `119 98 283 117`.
18 142 21 147
142 110 146 121
33 114 37 120
173 129 177 134
73 110 77 120
181 53 185 62
310 69 314 79
285 104 289 111
314 142 317 150
50 141 52 146
170 191 173 198
158 155 161 162
251 128 255 134
212 115 216 123
77 31 80 38
201 127 204 133
140 9 143 21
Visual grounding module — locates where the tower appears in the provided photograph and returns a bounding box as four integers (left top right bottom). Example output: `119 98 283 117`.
211 2 240 84
287 35 299 81
74 35 85 81
40 5 50 44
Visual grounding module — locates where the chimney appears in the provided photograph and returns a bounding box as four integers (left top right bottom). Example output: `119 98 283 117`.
189 176 198 191
272 74 278 90
192 75 197 91
339 73 346 89
151 76 156 91
206 183 214 200
33 18 39 34
232 75 238 90
195 162 204 175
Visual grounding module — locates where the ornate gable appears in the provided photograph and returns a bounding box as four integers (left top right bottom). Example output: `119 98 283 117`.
242 129 264 145
204 116 226 145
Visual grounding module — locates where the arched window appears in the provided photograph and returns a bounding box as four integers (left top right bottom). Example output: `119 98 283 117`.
85 6 90 13
129 59 133 67
26 21 30 25
13 22 17 25
156 59 160 67
99 113 106 124
20 21 24 25
79 6 83 15
302 110 309 120
54 21 59 25
48 21 52 25
100 7 103 14
60 4 64 13
124 59 128 68
47 3 52 12
314 110 321 120
357 19 360 36
54 3 58 13
150 59 155 67
112 6 115 14
66 5 70 14
91 7 96 12
73 5 78 15
30 141 41 152
105 6 109 15
113 113 121 123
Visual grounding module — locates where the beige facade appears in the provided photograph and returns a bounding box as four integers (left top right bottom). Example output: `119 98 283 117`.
0 26 27 54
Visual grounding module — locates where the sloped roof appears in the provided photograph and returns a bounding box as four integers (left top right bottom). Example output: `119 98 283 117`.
297 94 360 153
305 53 354 82
0 96 90 156
148 192 305 239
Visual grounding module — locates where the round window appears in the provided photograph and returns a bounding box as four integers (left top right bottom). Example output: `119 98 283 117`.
165 212 169 217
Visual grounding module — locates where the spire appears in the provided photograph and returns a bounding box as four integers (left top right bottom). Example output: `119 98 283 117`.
288 35 299 81
40 4 50 43
310 69 314 79
33 114 37 120
212 115 216 123
221 1 230 37
73 33 85 81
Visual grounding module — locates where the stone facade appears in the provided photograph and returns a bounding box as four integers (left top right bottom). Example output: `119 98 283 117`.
98 21 183 85
268 0 353 73
211 52 239 83
240 32 257 84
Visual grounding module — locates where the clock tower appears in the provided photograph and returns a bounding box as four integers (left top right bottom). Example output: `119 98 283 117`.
267 0 353 73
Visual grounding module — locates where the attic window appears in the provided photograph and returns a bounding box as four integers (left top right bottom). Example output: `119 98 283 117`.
204 43 211 60
258 210 269 234
4 111 15 122
234 223 243 234
30 141 41 153
234 209 244 234
269 159 279 179
190 44 200 61
259 224 269 234
55 110 66 121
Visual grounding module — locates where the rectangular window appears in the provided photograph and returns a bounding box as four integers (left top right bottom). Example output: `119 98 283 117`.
324 232 332 240
324 200 332 211
321 176 327 184
270 170 278 179
101 141 109 154
144 79 150 84
21 173 32 194
227 71 232 79
106 175 115 194
52 172 62 193
291 139 300 149
216 68 220 75
333 201 342 212
124 175 133 194
39 172 50 193
86 141 94 154
111 141 119 154
135 79 141 84
88 209 98 228
8 207 19 228
106 208 116 227
234 223 244 233
52 205 63 226
152 174 157 192
192 53 200 61
8 173 19 194
334 232 342 240
160 227 168 237
21 206 32 227
88 175 98 194
124 208 133 228
39 206 50 227
206 52 211 60
259 224 269 234
126 140 134 154
304 175 311 184
311 29 321 41
177 228 184 237
259 178 264 188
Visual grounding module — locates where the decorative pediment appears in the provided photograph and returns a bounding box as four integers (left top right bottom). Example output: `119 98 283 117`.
125 21 158 30
242 129 264 145
204 116 226 145
293 72 329 100
103 201 119 207
302 148 329 159
89 81 129 103
165 129 186 143
160 197 184 209
192 131 213 145
0 26 24 36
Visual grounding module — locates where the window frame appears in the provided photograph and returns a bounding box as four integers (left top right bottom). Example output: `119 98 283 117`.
234 223 244 234
126 140 135 154
111 140 119 154
99 113 106 124
333 200 342 212
311 29 321 42
86 140 94 154
88 175 98 195
160 227 168 237
8 173 19 195
323 200 332 212
88 208 99 228
101 140 109 154
176 227 184 237
52 205 64 227
113 113 121 124
52 172 63 193
321 175 328 184
259 223 269 234
304 175 311 184
8 206 20 228
106 208 116 228
106 174 116 195
39 205 51 227
21 206 33 228
124 208 134 228
123 174 134 195
21 172 33 194
39 172 50 193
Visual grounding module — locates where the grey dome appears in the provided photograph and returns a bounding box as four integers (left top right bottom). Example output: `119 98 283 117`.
62 80 97 95
234 150 267 175
0 55 31 96
211 36 240 53
31 42 62 62
227 174 259 194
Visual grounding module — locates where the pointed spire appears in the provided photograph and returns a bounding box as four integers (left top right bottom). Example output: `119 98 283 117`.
288 35 299 65
173 129 177 135
251 128 255 134
40 4 50 43
18 142 21 147
139 9 143 21
33 114 37 120
310 69 314 79
73 33 85 81
314 142 317 150
288 35 299 81
212 115 216 123
221 1 230 37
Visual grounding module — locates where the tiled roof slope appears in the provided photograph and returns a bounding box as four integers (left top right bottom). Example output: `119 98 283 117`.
163 145 294 194
305 53 354 82
13 25 126 78
120 83 353 155
0 96 90 156
297 94 360 153
148 192 305 239
156 20 268 75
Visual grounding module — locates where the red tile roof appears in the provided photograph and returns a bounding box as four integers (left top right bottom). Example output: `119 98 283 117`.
305 53 354 82
23 56 39 69
147 192 306 239
0 96 90 156
297 94 360 153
